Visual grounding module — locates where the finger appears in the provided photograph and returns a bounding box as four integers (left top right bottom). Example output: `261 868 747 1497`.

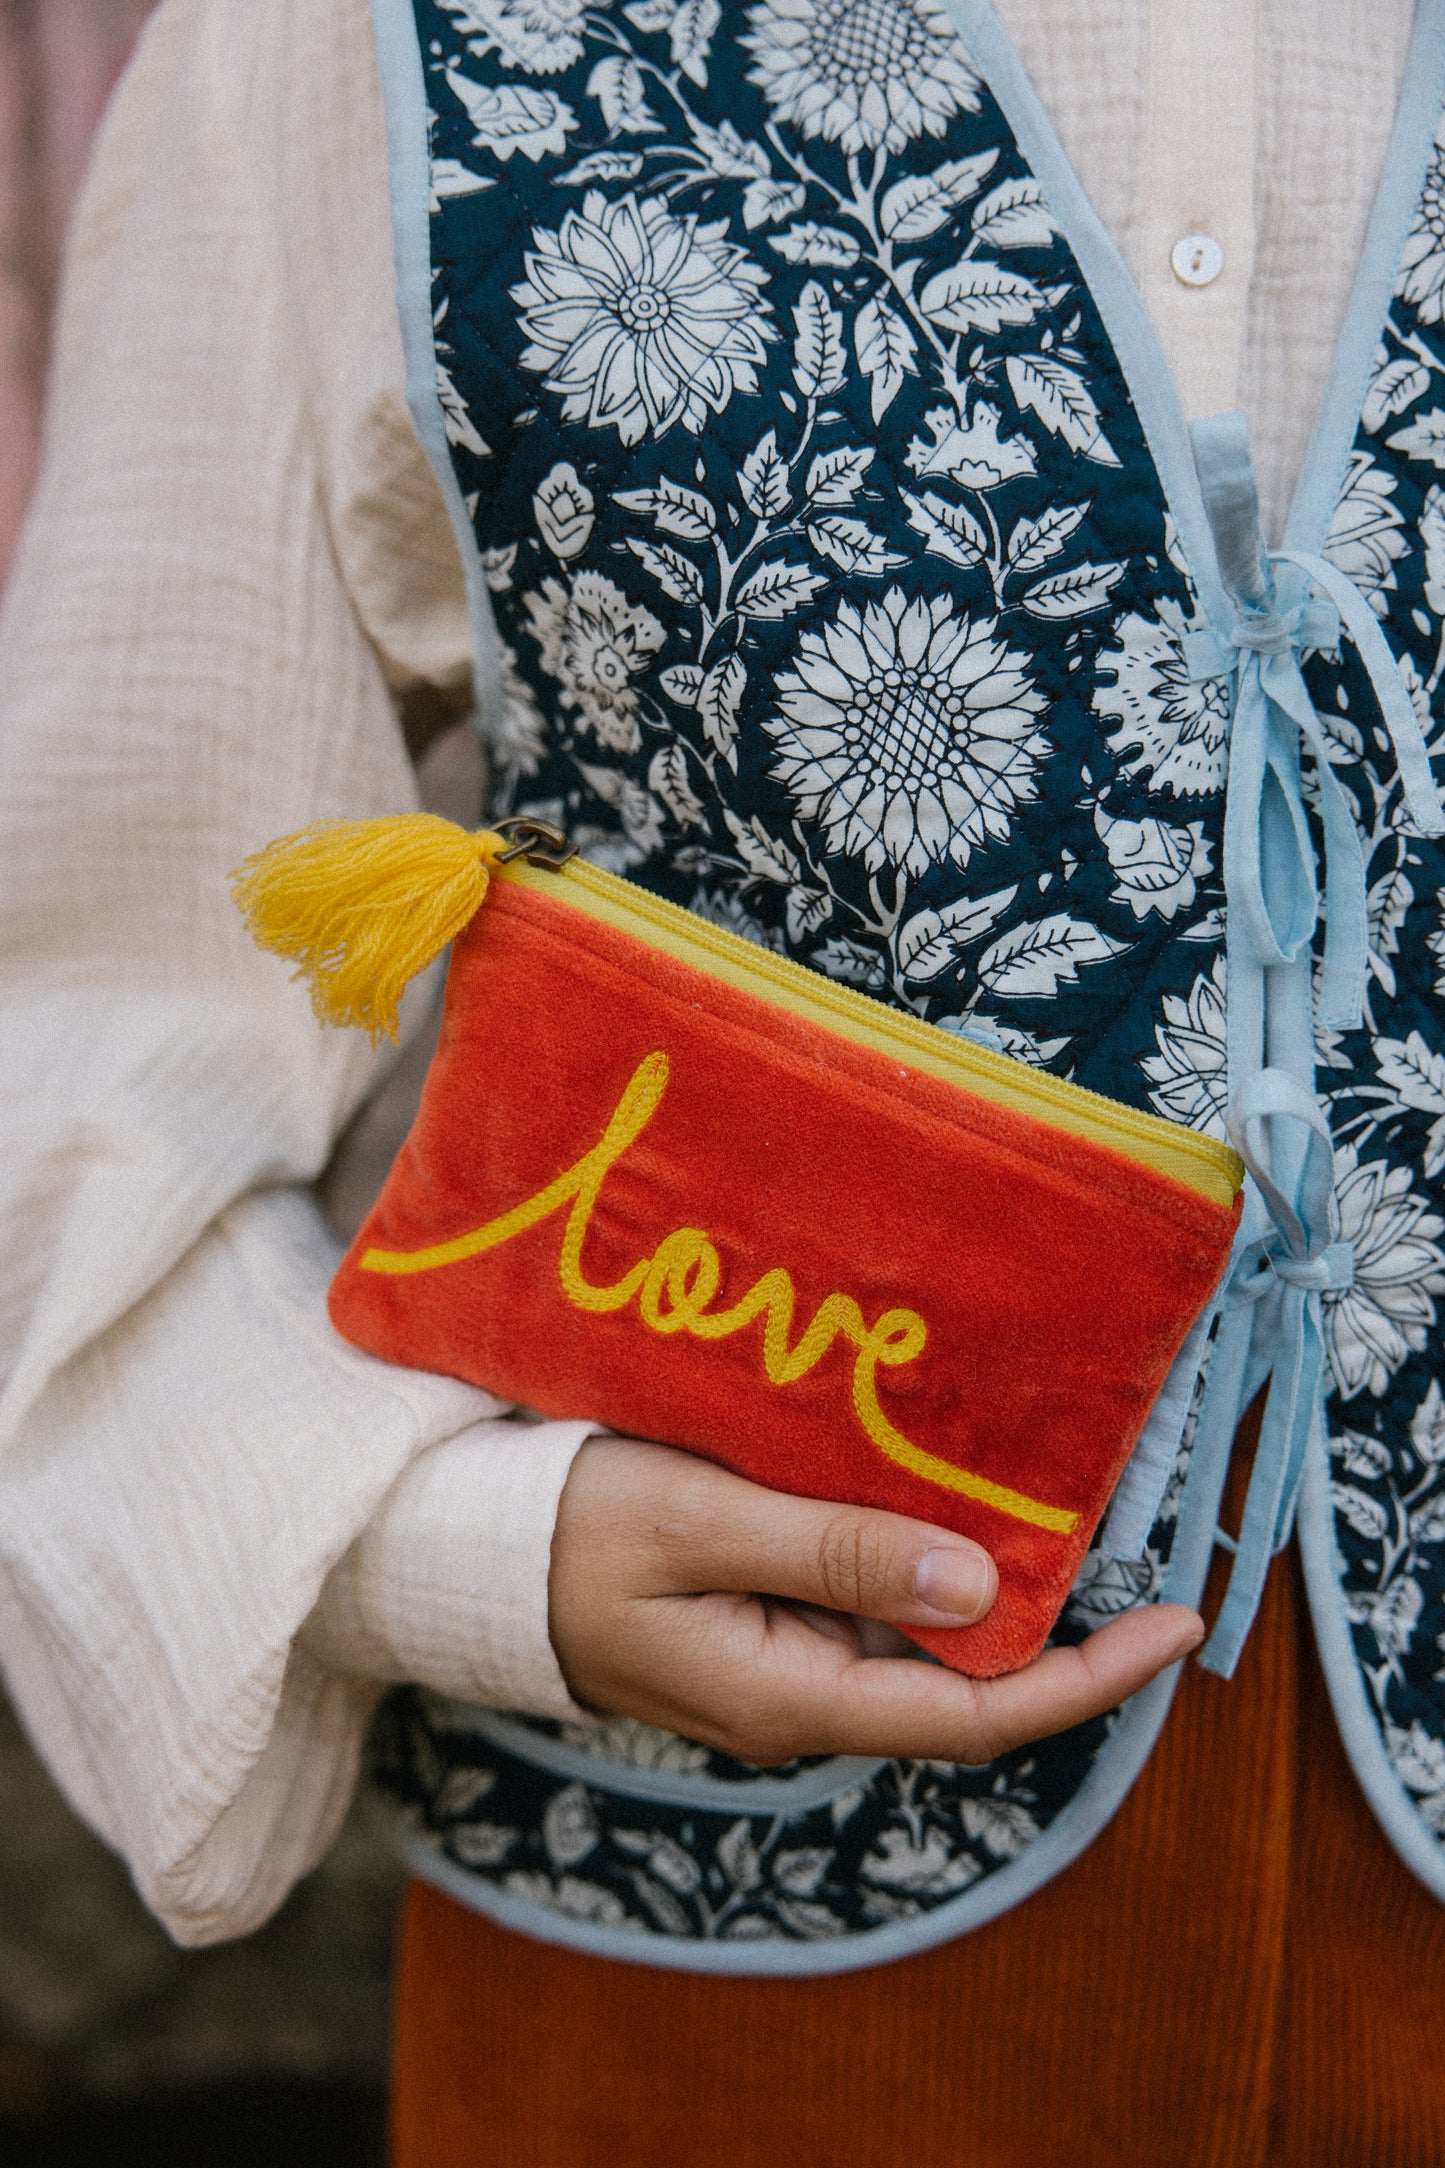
685 1601 1203 1766
646 1448 1000 1628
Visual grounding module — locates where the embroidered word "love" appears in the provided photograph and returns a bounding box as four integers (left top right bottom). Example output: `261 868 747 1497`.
361 1051 1077 1536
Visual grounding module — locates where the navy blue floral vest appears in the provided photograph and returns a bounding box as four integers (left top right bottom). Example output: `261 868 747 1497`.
365 0 1445 1967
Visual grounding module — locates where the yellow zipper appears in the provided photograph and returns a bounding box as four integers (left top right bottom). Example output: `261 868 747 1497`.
493 846 1243 1211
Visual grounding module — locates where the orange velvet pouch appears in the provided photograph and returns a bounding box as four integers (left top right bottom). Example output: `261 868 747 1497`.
235 817 1242 1677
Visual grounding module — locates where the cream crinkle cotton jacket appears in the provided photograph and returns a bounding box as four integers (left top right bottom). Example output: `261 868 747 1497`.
0 0 1414 1942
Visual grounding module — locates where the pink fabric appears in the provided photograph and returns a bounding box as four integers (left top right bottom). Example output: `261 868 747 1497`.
0 0 155 581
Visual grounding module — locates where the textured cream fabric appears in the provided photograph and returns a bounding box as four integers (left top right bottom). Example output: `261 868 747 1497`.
1000 0 1415 540
0 0 587 1948
0 0 1417 1942
1245 0 1417 541
299 1419 599 1699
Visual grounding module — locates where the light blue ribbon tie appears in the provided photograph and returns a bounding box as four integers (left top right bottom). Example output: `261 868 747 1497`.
1193 416 1445 1041
1197 1072 1353 1676
1156 415 1445 1675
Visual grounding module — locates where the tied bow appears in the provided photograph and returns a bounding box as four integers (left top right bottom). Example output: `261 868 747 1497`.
1196 1074 1355 1676
1154 416 1444 1674
1189 417 1444 1036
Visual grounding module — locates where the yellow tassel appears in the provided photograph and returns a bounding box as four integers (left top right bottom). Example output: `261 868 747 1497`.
229 814 507 1042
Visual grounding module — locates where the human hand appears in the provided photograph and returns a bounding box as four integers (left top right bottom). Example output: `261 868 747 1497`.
549 1434 1203 1766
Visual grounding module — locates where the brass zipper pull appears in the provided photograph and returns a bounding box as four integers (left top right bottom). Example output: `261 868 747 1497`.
491 816 579 871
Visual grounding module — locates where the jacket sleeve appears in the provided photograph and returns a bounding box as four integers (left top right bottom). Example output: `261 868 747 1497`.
0 0 590 1947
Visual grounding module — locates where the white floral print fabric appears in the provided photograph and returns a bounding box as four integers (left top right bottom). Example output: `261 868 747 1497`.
513 190 774 442
425 0 1229 1069
374 0 1240 1956
1282 102 1445 1890
523 569 666 748
1398 114 1445 329
740 0 982 155
764 587 1048 875
1093 595 1232 798
380 0 1445 1945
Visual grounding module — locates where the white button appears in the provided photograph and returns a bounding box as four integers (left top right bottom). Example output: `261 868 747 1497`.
1171 233 1225 287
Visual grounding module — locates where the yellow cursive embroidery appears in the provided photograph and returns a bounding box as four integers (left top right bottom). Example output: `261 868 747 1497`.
362 1052 1078 1536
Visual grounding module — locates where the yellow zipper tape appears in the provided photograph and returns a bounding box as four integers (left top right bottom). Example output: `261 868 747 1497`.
494 855 1243 1210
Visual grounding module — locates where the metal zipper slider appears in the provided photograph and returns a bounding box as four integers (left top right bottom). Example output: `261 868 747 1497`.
491 816 579 871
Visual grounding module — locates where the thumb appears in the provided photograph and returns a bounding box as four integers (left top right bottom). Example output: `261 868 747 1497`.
664 1457 999 1628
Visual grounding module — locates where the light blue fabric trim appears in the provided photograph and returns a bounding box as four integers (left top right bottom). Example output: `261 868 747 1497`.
1101 1304 1215 1562
1174 394 1442 1684
1297 1445 1445 1903
1274 0 1445 1894
937 0 1231 635
1161 1235 1268 1608
1175 413 1410 1679
1193 409 1272 613
1199 1072 1347 1676
1276 547 1445 840
368 0 509 734
439 1704 886 1811
375 1662 1184 1976
1286 0 1445 552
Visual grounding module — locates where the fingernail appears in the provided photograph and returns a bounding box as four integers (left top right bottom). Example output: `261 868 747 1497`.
914 1546 995 1623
